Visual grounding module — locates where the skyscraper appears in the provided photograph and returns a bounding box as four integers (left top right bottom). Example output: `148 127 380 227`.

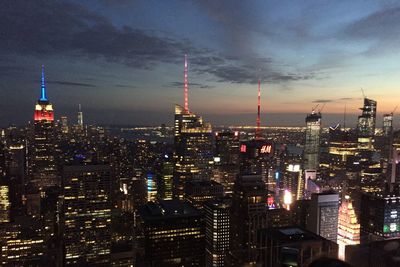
214 131 240 195
228 174 267 265
77 104 83 127
307 192 339 242
159 158 174 200
0 183 10 223
30 66 58 190
61 164 112 266
174 105 213 198
382 113 394 177
0 219 45 265
304 110 322 171
388 130 400 191
60 116 68 134
204 199 230 267
383 113 394 138
337 196 360 260
360 193 400 243
357 98 377 152
139 200 205 266
282 162 304 201
146 172 157 202
173 55 214 199
215 131 240 167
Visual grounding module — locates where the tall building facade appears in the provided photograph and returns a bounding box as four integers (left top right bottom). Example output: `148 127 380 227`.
0 184 10 223
30 66 58 189
174 104 213 199
282 162 304 201
139 200 205 266
185 180 224 209
0 220 45 265
388 130 400 191
307 192 339 242
304 111 321 171
215 131 240 166
214 131 240 195
205 199 230 267
357 98 377 153
229 174 267 265
382 113 394 176
61 165 112 266
360 193 400 243
77 104 83 127
337 196 360 260
159 159 174 200
328 127 358 171
258 227 338 267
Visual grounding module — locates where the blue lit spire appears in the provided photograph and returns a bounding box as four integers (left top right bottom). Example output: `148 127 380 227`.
40 65 48 101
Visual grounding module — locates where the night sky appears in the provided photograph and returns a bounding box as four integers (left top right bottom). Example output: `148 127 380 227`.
1 0 400 127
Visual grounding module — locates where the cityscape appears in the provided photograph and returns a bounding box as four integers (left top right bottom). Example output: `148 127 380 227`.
2 1 400 267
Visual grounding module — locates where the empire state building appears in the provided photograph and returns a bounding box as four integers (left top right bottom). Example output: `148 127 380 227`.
30 66 58 189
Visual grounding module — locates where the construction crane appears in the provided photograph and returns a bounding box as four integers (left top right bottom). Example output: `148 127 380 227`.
311 104 319 113
360 87 366 99
318 103 326 113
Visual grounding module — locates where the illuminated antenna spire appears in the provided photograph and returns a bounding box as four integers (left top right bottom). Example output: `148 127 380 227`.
343 103 347 130
78 104 83 126
256 79 261 139
40 65 48 101
184 54 189 112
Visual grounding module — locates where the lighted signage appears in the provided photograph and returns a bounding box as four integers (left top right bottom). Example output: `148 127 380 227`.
288 164 301 172
240 144 247 153
260 145 272 154
284 190 292 205
267 196 274 207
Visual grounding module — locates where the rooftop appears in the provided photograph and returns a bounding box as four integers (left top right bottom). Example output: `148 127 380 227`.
140 200 201 220
260 226 330 243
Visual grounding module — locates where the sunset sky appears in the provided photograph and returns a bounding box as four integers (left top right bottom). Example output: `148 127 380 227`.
1 0 400 126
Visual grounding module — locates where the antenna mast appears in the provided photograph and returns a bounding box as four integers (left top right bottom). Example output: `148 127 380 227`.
343 103 347 130
256 79 261 139
184 54 189 112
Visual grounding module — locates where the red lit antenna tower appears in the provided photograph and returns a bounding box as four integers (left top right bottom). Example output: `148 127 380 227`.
184 54 189 112
256 79 261 139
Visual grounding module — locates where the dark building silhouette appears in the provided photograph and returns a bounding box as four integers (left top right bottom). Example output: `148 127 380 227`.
139 200 205 266
61 164 112 266
257 226 338 267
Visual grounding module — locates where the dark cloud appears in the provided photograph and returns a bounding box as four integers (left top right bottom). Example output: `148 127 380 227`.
0 0 318 85
342 5 400 54
344 6 400 40
164 81 214 89
191 0 271 57
0 0 192 69
196 64 316 84
339 97 358 101
97 0 134 6
46 80 96 87
312 99 332 103
312 97 360 103
115 84 137 88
